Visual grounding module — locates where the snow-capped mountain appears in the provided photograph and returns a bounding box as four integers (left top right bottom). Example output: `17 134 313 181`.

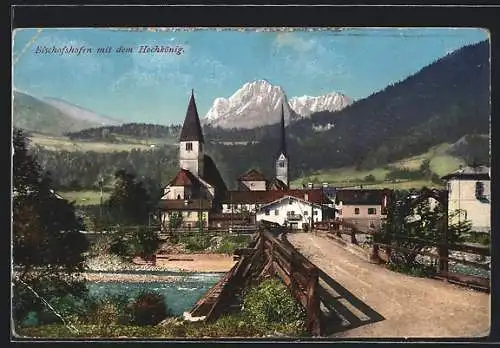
204 80 300 129
203 80 351 129
288 93 351 118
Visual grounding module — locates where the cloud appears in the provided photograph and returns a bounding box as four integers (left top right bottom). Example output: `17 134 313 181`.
273 32 317 53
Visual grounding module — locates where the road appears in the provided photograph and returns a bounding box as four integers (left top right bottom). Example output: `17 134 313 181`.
288 232 490 338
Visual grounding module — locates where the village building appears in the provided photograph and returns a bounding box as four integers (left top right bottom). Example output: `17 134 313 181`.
157 91 227 230
334 188 389 232
441 165 491 233
156 89 347 231
237 169 267 191
255 195 325 230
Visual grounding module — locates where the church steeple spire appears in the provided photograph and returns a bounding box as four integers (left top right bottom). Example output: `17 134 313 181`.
179 89 204 143
179 89 205 178
279 103 287 156
275 103 289 188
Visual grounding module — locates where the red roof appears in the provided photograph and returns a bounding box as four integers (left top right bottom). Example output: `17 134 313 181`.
238 169 267 181
169 169 200 187
222 189 330 205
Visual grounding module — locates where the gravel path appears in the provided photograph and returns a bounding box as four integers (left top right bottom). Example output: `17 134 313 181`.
288 232 490 338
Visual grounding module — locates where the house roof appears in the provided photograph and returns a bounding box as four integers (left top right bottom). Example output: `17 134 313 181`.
222 189 330 205
179 90 204 142
258 195 322 211
267 177 288 190
238 169 267 182
157 199 212 211
202 154 227 195
169 169 201 187
335 189 389 205
441 165 490 180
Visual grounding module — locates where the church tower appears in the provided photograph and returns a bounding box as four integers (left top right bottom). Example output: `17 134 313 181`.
275 103 289 187
179 90 204 178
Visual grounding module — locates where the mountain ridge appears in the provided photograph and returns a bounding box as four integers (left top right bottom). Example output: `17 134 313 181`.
203 79 351 129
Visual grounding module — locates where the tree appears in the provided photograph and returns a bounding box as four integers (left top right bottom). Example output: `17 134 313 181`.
135 226 161 260
364 174 376 183
107 170 161 258
12 129 89 325
107 169 152 226
379 189 468 271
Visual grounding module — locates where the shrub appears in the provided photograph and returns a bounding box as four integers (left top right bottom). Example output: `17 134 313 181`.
364 174 376 182
464 231 490 246
215 235 251 254
388 261 437 278
130 291 168 326
242 278 306 331
181 235 211 252
82 293 131 326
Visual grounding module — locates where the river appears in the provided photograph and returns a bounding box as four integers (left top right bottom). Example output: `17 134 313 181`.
87 271 223 316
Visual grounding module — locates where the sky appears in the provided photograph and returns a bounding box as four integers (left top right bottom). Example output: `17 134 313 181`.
12 28 489 125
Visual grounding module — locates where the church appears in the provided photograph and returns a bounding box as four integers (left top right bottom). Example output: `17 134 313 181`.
157 90 334 231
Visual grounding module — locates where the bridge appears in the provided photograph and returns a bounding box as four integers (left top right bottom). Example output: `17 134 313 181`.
185 223 490 338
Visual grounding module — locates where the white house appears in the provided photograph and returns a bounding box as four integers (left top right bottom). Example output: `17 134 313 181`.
441 165 491 233
255 195 324 230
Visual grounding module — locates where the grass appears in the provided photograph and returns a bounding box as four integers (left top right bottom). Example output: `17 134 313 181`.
28 133 176 153
58 190 111 206
292 143 462 189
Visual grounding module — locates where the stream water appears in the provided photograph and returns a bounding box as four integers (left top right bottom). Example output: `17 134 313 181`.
87 271 223 316
21 271 223 326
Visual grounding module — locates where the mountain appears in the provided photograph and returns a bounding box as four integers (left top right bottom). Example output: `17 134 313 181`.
42 97 122 127
212 40 490 183
204 80 301 129
12 91 105 136
288 93 351 118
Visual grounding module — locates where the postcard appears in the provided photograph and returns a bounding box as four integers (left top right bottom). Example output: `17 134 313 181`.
12 27 491 340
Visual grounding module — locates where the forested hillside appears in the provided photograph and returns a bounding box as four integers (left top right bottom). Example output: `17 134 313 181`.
214 40 490 181
65 123 181 144
23 41 490 190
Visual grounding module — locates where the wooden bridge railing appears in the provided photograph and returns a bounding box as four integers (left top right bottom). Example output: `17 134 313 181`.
314 221 490 292
187 228 322 336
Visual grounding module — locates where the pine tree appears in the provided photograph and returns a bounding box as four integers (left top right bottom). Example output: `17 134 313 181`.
12 128 89 325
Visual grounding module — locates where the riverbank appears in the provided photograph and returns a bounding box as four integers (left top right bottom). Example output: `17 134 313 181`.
85 253 236 274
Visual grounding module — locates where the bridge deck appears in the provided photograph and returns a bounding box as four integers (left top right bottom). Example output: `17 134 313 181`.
288 232 490 338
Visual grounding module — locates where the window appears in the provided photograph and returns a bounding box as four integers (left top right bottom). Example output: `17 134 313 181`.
354 208 360 215
475 182 485 199
368 208 377 215
279 161 285 168
289 199 293 205
304 211 308 216
274 209 279 216
265 209 270 216
313 210 318 216
185 142 193 151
